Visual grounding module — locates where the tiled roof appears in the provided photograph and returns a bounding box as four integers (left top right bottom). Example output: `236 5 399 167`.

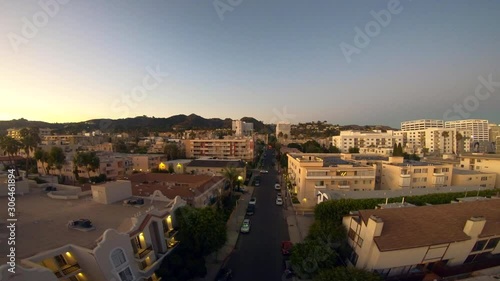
357 200 500 252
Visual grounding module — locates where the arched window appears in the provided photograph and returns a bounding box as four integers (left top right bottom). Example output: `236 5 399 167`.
110 248 127 268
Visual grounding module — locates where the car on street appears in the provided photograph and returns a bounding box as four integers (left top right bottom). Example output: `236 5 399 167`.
249 197 256 205
275 183 281 190
254 180 260 187
283 259 294 278
240 219 251 233
281 241 293 255
276 191 282 197
246 204 255 215
260 170 268 173
215 267 233 281
276 197 283 206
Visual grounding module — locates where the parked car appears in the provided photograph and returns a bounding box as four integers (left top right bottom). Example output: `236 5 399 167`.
249 197 257 205
240 219 251 233
260 170 268 173
281 241 293 255
275 183 281 190
283 259 294 278
276 197 283 206
276 192 282 198
246 204 255 215
254 180 260 187
215 267 233 281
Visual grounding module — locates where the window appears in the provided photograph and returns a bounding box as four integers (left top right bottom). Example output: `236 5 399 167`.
357 237 364 247
111 249 127 268
481 177 488 181
414 169 422 173
485 237 500 250
349 251 358 266
464 254 477 264
472 240 487 252
54 255 67 267
119 267 134 281
348 229 356 241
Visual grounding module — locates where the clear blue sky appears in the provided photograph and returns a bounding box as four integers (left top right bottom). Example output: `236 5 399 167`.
1 0 499 127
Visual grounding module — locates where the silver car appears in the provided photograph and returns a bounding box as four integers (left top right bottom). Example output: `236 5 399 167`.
240 219 251 233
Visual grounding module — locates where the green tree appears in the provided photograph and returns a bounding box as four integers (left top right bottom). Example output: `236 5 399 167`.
164 143 180 160
290 239 339 279
287 143 303 152
74 151 100 180
314 267 383 281
48 147 66 176
19 127 41 178
397 143 403 155
222 166 241 193
168 163 175 173
455 132 463 154
348 147 359 153
392 143 398 156
0 136 22 176
328 144 341 153
34 148 50 175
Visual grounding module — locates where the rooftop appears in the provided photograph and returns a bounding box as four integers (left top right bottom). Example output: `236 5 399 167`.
0 192 168 263
389 160 444 167
453 168 490 175
186 159 245 168
462 153 500 160
352 155 390 161
357 200 500 252
322 157 364 167
129 173 224 199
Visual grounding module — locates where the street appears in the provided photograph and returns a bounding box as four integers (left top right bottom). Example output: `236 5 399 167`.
225 149 290 280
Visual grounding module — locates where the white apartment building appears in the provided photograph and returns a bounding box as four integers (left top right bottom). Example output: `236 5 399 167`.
404 128 457 155
0 183 186 281
232 120 254 136
401 119 444 131
183 137 255 161
343 200 500 280
276 122 291 138
332 130 403 153
446 120 490 152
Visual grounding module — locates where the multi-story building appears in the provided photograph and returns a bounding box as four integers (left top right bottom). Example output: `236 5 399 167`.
185 159 247 181
451 169 496 189
332 130 403 153
380 157 453 189
489 124 500 153
0 182 187 281
446 120 490 152
287 153 376 208
6 127 53 140
358 147 393 156
183 137 255 161
401 119 444 131
459 153 500 188
131 154 163 173
342 199 500 280
276 122 291 139
404 128 457 155
232 120 254 136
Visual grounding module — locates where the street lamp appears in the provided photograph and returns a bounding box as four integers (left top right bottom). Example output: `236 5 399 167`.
237 175 243 191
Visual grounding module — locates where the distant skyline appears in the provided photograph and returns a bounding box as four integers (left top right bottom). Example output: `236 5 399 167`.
1 1 499 128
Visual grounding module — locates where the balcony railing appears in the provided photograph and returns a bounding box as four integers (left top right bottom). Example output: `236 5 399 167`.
165 230 179 249
54 263 81 278
135 245 153 260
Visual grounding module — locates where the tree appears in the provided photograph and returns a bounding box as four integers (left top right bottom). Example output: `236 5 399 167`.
348 147 359 153
287 143 303 152
278 131 284 138
175 206 227 256
34 148 50 175
456 132 463 155
168 163 175 173
222 166 241 194
392 143 398 156
290 239 339 279
19 127 41 178
0 136 22 176
397 143 403 155
74 151 100 180
314 267 383 281
164 143 180 160
48 147 65 176
328 144 341 153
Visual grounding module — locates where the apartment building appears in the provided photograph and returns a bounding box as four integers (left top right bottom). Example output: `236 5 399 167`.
287 153 376 208
332 130 403 153
401 119 444 131
185 159 247 181
342 154 390 189
358 147 393 156
183 137 255 161
459 153 500 188
276 122 291 138
232 120 254 136
342 200 500 280
0 183 187 281
403 128 457 155
380 157 453 189
489 124 500 153
131 154 163 173
446 119 489 141
451 169 496 189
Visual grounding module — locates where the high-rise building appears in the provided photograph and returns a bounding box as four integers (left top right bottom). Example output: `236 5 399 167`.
401 119 444 131
445 119 489 152
276 122 291 139
332 130 403 153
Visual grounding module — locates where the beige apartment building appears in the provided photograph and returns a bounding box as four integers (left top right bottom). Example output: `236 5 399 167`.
287 153 376 208
459 153 500 188
332 130 403 153
489 124 500 153
183 137 255 161
342 200 500 280
402 128 457 155
131 154 163 173
0 181 187 281
401 119 444 131
185 159 247 181
451 169 497 189
380 157 453 189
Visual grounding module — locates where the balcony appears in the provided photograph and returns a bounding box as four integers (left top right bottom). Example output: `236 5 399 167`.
314 185 326 189
165 230 179 249
135 245 153 261
54 263 81 278
338 185 350 189
400 174 411 178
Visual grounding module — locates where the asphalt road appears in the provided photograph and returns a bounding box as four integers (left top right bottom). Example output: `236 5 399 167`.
225 149 290 280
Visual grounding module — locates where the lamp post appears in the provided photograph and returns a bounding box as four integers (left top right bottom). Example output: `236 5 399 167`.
237 175 243 191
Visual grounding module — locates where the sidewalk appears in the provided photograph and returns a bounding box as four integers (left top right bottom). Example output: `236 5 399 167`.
193 184 255 281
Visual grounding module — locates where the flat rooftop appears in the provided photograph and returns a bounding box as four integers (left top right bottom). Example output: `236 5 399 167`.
0 191 168 263
453 168 489 175
462 153 500 160
390 160 443 167
352 155 390 161
357 200 500 252
323 157 364 167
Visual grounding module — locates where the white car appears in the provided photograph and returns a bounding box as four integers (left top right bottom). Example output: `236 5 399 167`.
276 197 283 206
260 170 268 174
249 197 257 205
240 219 251 233
275 183 281 190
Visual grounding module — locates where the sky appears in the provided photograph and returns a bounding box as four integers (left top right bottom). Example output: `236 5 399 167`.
1 0 499 128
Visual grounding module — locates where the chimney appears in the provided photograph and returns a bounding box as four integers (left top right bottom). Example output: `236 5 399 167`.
463 216 486 237
368 215 384 237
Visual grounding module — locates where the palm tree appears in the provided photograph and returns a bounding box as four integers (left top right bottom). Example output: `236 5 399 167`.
34 148 50 175
19 127 41 178
0 136 22 176
456 132 463 155
222 166 241 194
48 147 65 177
74 151 100 181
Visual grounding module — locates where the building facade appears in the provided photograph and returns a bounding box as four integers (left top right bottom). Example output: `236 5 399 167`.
232 120 254 136
459 153 500 188
183 137 255 161
401 119 444 131
332 130 403 153
451 169 497 189
276 122 291 139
